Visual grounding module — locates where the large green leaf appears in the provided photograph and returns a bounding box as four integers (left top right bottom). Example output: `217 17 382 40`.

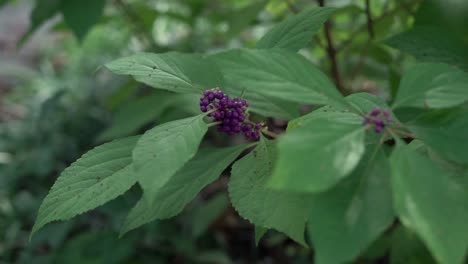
106 52 223 94
31 136 139 236
390 143 468 264
270 117 366 193
307 144 394 264
257 7 336 51
222 81 300 119
385 26 468 71
121 144 247 234
209 49 348 110
60 0 106 40
229 138 312 245
407 107 468 164
132 115 208 203
392 63 468 109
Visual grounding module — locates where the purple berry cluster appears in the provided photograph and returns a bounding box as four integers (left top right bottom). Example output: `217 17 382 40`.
362 108 392 133
200 88 263 140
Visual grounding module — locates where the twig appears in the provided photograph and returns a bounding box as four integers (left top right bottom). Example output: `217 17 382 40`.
317 0 347 95
208 121 222 127
389 128 416 139
336 0 420 52
364 0 374 39
261 129 280 139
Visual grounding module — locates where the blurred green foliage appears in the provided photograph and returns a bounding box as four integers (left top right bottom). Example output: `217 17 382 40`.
1 0 466 263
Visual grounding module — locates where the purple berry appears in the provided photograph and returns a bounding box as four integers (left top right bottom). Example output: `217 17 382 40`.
215 92 223 99
374 118 384 127
200 106 207 112
370 108 381 116
375 126 383 133
252 131 260 140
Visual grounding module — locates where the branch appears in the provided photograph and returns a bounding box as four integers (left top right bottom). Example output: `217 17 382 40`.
336 0 421 52
365 0 374 39
317 0 347 95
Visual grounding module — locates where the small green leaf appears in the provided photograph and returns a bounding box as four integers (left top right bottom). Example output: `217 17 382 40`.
407 107 468 164
133 115 208 203
257 7 336 51
209 49 348 110
390 226 436 264
60 0 106 41
227 0 267 37
31 136 139 237
106 52 223 94
307 144 394 264
229 138 311 245
255 226 268 246
393 63 468 109
345 92 393 114
270 117 366 193
390 143 468 264
288 93 393 130
121 144 247 235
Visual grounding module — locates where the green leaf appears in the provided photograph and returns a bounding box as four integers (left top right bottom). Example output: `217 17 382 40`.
255 226 268 246
392 63 468 109
346 92 393 114
191 193 228 238
390 226 436 264
223 82 300 119
407 107 468 165
19 0 62 44
229 138 311 245
307 144 394 264
210 49 348 109
31 136 139 236
390 143 468 264
106 52 223 94
287 93 394 130
132 115 208 203
97 92 199 141
227 0 267 37
270 117 366 193
60 0 106 40
257 7 336 51
121 144 247 235
385 27 468 71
